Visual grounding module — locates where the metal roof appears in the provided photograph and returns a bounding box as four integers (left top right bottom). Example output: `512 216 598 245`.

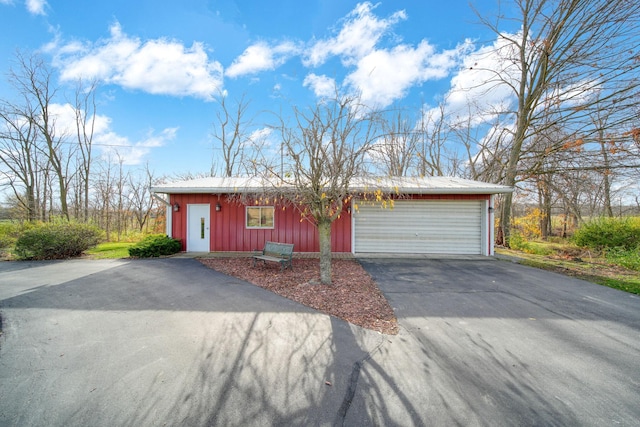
150 176 513 195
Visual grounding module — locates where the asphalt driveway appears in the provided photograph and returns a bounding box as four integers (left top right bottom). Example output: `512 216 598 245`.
357 257 640 426
0 257 639 426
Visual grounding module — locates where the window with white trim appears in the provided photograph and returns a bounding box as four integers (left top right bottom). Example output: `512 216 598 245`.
246 206 275 229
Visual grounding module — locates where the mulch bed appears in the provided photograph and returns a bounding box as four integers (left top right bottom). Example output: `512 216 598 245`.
198 257 399 335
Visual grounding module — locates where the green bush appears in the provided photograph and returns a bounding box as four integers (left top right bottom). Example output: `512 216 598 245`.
508 232 532 252
14 222 103 260
128 234 182 257
572 217 640 250
605 247 640 271
0 221 21 251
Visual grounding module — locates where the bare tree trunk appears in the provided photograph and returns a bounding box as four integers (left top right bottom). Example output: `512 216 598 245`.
74 80 97 222
318 219 332 285
597 132 615 217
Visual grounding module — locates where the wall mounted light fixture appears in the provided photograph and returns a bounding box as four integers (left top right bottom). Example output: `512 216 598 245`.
173 203 180 212
216 202 222 212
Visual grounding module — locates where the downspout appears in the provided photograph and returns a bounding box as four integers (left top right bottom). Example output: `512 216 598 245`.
488 195 495 256
350 198 356 255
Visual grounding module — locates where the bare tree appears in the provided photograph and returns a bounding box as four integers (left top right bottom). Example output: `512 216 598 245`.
73 79 98 222
448 102 511 182
9 52 76 219
128 164 157 232
93 155 116 240
476 0 640 245
114 153 129 241
212 93 255 177
0 101 42 221
371 108 420 176
270 93 380 285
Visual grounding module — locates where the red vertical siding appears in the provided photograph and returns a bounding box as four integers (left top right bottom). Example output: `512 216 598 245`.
170 194 352 253
169 192 490 253
171 194 214 251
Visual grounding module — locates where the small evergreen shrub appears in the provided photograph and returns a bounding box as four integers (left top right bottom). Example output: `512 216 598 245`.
128 234 182 257
15 222 103 260
572 217 640 251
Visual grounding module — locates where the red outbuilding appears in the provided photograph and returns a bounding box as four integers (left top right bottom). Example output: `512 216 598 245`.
150 176 513 256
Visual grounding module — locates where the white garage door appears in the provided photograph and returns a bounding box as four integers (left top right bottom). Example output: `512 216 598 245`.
353 200 484 254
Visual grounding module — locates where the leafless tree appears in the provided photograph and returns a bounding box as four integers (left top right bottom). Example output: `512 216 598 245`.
114 153 129 240
448 102 512 182
9 52 77 219
73 79 98 222
418 103 445 177
92 154 117 240
476 0 640 245
212 92 256 177
0 100 42 221
128 164 157 232
370 108 420 176
9 53 75 220
268 92 380 285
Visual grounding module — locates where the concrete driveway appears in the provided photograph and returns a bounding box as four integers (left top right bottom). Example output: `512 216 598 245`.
0 257 639 426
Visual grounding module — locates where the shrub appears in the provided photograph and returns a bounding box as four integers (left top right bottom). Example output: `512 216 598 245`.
572 217 640 251
0 221 21 251
512 208 544 239
128 234 182 257
507 232 533 253
14 222 103 260
605 247 640 271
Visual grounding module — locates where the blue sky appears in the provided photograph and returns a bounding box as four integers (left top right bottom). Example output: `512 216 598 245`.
0 0 511 178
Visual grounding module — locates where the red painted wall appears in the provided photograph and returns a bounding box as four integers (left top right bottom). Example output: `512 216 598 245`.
169 193 491 253
170 194 352 253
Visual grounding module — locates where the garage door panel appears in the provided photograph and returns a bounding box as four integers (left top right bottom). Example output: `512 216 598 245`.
354 200 483 254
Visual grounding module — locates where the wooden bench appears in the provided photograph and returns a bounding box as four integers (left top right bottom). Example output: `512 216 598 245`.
252 241 294 271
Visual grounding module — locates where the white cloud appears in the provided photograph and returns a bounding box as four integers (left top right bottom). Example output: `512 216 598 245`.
443 35 520 126
249 127 272 144
220 2 473 108
52 22 223 100
47 102 80 135
550 80 601 108
95 126 178 165
226 40 300 78
44 102 175 165
26 0 47 15
303 2 406 67
344 40 467 108
445 32 603 128
303 73 336 98
299 2 467 109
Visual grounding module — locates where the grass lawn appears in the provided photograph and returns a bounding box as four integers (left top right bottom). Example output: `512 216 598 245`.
496 247 640 295
85 242 135 259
